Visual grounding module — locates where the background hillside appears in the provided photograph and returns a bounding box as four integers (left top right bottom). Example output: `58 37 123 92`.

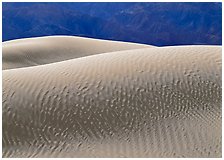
2 2 222 46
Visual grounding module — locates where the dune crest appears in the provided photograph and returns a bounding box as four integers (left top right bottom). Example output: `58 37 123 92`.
2 41 221 158
2 36 153 70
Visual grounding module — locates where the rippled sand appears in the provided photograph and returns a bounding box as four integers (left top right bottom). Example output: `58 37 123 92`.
2 36 222 158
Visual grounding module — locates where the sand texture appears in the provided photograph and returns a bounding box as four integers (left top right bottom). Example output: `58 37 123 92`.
2 36 222 158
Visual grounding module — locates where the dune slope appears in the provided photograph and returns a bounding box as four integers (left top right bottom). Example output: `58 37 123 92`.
2 45 221 158
2 36 153 70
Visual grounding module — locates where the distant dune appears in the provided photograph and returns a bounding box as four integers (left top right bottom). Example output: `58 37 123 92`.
3 36 153 70
2 36 221 158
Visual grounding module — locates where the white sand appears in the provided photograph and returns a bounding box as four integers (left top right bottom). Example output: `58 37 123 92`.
2 36 221 158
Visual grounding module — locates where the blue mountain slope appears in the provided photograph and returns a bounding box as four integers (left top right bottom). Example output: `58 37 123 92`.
2 2 222 46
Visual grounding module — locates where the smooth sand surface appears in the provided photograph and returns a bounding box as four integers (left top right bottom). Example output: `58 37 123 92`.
2 36 153 70
2 37 221 158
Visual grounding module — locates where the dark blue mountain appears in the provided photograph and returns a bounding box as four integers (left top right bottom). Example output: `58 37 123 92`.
2 2 222 46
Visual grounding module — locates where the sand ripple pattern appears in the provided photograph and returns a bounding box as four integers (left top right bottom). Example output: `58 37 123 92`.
2 38 222 158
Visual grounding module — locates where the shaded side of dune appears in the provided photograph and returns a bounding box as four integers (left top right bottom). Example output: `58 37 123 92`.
2 36 153 70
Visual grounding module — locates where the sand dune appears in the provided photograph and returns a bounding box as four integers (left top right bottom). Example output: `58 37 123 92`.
2 36 221 158
2 36 153 70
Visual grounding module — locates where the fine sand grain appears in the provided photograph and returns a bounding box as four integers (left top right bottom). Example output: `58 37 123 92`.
2 37 222 158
